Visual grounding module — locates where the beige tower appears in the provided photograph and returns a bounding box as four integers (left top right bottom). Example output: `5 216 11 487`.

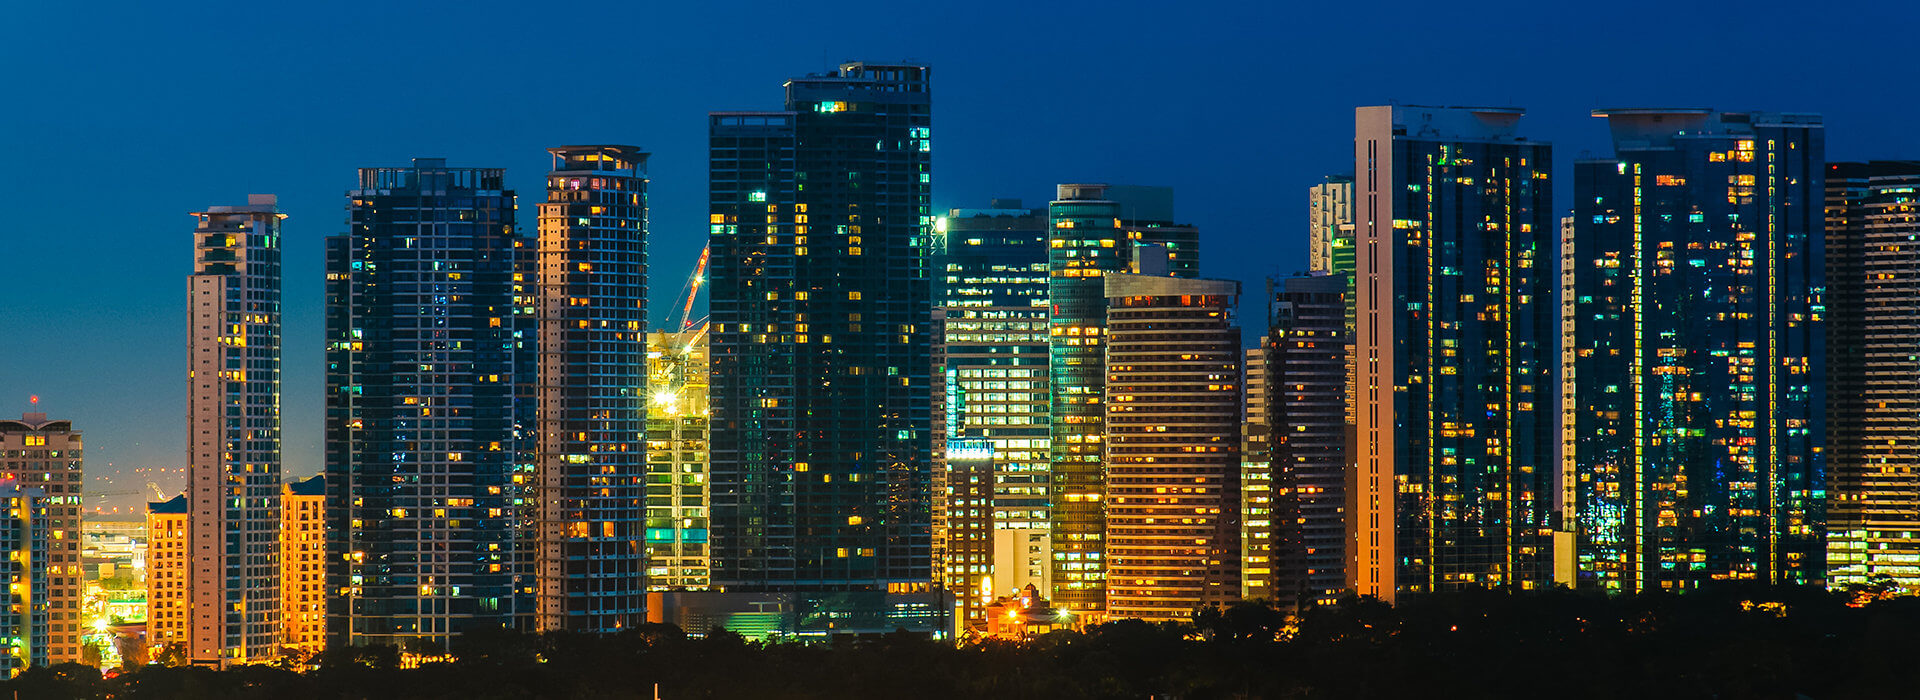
279 476 325 656
187 195 284 665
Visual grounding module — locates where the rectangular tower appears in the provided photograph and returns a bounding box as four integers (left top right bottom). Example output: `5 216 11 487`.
280 476 325 656
1102 274 1241 621
1826 161 1920 589
536 146 650 632
707 62 934 591
144 495 186 659
1263 274 1350 611
1352 106 1557 599
326 159 534 647
0 415 66 665
187 196 282 665
1571 110 1825 592
0 485 49 676
645 329 710 590
1046 184 1200 613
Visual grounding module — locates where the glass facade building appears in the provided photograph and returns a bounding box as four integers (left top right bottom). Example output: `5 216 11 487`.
186 196 282 665
1821 161 1918 588
1046 184 1199 613
0 484 49 676
536 145 650 632
1262 274 1349 611
1351 106 1558 599
0 417 65 667
325 159 536 647
706 62 934 591
1571 110 1825 592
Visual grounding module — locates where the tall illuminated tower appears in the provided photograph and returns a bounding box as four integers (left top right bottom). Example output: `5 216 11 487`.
1351 106 1557 600
0 415 73 664
707 62 934 591
326 159 534 647
1046 183 1199 613
1827 161 1920 589
645 329 710 590
1571 110 1824 592
536 146 650 632
186 196 283 665
1261 274 1349 611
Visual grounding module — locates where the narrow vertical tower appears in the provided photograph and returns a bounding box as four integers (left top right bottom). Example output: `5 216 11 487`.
1262 274 1350 611
187 195 283 665
537 145 650 632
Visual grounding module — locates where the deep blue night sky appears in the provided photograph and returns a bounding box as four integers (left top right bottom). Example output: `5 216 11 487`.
3 0 1913 514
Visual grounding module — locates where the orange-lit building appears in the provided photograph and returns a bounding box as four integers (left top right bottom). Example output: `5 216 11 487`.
0 413 84 664
981 584 1075 640
144 495 187 655
280 476 325 655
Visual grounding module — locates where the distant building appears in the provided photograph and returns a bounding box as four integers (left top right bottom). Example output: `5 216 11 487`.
280 476 325 656
1240 350 1272 602
1571 110 1825 592
536 145 651 633
1351 105 1558 599
1822 161 1920 590
1308 174 1357 333
707 62 935 593
1047 183 1200 614
1261 275 1349 611
326 159 536 648
646 328 711 590
942 440 994 625
144 495 187 657
1102 273 1242 621
981 584 1074 640
186 195 285 666
0 413 83 662
645 589 953 643
0 485 50 677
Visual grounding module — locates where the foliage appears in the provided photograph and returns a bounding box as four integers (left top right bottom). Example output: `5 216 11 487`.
10 585 1920 698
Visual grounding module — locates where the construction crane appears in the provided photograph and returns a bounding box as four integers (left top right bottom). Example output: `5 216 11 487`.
678 244 710 331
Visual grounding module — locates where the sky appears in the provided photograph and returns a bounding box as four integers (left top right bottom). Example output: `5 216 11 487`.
3 0 1915 516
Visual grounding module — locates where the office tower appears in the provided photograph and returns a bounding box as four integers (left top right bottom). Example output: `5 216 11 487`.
1309 175 1358 330
326 159 535 647
280 476 325 656
1571 110 1825 592
186 195 283 666
1240 349 1272 601
0 485 50 676
933 201 1052 606
943 439 994 626
1262 274 1349 611
0 414 79 663
1047 183 1200 613
1826 161 1920 589
1102 273 1241 621
1351 106 1557 599
707 62 934 591
145 495 186 657
535 146 650 632
645 329 710 590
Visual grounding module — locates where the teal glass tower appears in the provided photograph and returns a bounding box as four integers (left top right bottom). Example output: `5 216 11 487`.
706 62 934 591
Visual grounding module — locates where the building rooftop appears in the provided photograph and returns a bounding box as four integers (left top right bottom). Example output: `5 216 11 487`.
285 474 326 498
147 494 187 515
0 413 71 433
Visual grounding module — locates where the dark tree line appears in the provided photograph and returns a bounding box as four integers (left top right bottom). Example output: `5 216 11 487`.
9 583 1920 699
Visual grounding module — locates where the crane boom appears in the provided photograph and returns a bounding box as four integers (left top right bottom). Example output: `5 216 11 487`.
680 244 710 331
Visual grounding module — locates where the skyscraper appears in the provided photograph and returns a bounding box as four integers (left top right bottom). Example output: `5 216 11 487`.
326 159 535 647
1571 110 1825 592
1047 184 1199 613
1826 161 1920 589
933 201 1052 609
280 476 325 656
0 484 50 676
1262 274 1349 611
1240 349 1272 602
0 414 74 663
187 196 282 665
536 146 650 632
145 495 187 657
645 328 711 591
1351 106 1557 600
707 62 934 592
1102 273 1241 621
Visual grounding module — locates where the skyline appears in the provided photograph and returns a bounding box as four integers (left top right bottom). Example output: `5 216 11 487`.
8 2 1920 513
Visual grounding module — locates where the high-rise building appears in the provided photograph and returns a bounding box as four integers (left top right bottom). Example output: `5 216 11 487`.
1102 273 1241 621
0 485 50 676
1571 110 1825 592
280 476 325 656
706 62 934 592
1309 175 1357 330
1240 349 1272 602
1351 106 1558 600
536 146 650 632
186 196 283 666
326 159 535 647
1826 161 1920 589
1261 274 1349 611
1047 183 1199 613
933 201 1052 609
646 328 711 591
144 495 186 658
942 439 995 627
0 414 79 663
